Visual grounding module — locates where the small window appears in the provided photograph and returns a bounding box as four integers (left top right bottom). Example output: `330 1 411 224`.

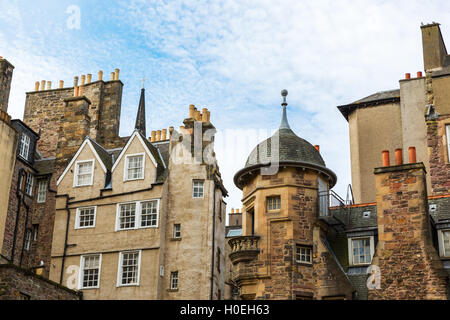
267 196 281 211
118 203 136 230
118 251 140 286
32 224 39 241
76 207 97 229
37 180 47 203
442 230 450 257
192 180 204 198
362 211 371 218
24 173 34 196
80 255 101 289
24 229 32 251
296 246 312 264
140 200 158 227
173 224 181 238
19 133 31 160
351 238 372 265
170 271 178 290
125 154 144 181
74 160 94 187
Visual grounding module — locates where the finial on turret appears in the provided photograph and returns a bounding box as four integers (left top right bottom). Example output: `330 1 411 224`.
281 89 288 107
279 89 290 129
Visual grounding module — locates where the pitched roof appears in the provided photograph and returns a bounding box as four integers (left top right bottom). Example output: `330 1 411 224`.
337 89 400 121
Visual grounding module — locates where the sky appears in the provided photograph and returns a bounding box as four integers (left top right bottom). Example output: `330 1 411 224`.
2 0 450 223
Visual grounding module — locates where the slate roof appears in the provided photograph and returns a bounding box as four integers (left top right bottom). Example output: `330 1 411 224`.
337 89 400 121
34 158 55 176
87 137 113 170
429 196 450 222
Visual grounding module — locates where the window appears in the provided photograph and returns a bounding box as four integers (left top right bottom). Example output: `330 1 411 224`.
140 200 158 227
350 237 373 265
118 203 136 230
37 180 47 203
192 180 204 198
125 154 144 181
441 230 450 257
267 196 281 211
318 177 329 216
173 224 181 238
116 200 160 231
80 255 101 289
296 246 312 264
118 251 141 286
76 207 97 229
24 173 34 196
170 271 178 290
32 224 39 241
24 229 32 251
74 160 94 187
19 133 30 160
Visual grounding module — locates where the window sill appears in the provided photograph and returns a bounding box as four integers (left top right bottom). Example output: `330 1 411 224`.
167 288 179 292
124 178 144 182
117 283 140 288
80 287 100 290
75 226 96 230
350 263 372 267
170 238 182 241
296 262 313 267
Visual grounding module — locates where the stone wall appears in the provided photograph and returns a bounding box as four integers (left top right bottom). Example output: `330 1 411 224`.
370 163 448 299
427 115 450 195
0 58 14 112
0 263 81 300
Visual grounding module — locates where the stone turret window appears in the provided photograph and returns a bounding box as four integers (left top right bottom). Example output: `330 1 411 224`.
80 254 101 289
125 154 144 181
18 133 30 160
267 196 281 211
192 180 204 198
74 160 94 187
170 271 178 290
296 245 312 264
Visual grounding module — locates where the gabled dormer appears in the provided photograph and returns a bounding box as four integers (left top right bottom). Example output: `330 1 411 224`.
110 130 166 193
57 137 112 199
11 119 39 165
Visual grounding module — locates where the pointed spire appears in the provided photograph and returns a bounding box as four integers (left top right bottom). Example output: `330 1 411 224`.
135 88 146 137
280 89 291 129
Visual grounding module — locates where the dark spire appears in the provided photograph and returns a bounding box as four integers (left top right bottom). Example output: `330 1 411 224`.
279 89 291 129
135 88 146 137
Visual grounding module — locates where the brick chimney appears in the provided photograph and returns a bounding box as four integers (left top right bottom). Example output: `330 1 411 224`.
369 150 448 299
0 57 14 113
421 23 450 71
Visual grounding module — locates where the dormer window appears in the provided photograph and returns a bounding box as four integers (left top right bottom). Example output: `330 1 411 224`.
74 160 94 187
348 236 375 266
19 133 31 160
125 154 144 181
438 229 450 257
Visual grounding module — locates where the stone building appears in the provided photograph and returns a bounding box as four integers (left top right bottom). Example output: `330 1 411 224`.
226 22 450 300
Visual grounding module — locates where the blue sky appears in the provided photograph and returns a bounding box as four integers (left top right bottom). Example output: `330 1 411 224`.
2 0 450 219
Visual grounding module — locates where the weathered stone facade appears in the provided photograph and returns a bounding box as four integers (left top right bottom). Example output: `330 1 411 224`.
0 57 14 112
370 163 448 299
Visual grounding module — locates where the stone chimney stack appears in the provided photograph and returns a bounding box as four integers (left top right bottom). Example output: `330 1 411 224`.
421 23 450 71
369 149 448 299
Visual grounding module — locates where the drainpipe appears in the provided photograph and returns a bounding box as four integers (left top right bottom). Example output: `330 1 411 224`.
210 184 217 300
19 199 30 267
11 169 25 263
60 194 71 284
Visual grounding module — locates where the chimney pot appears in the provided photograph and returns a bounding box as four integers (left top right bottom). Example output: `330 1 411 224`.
81 75 86 86
201 109 208 122
382 150 390 167
87 74 92 83
162 129 167 140
74 76 79 87
74 86 79 97
151 131 156 142
156 130 161 141
206 110 211 122
110 72 115 81
47 81 52 90
41 80 46 91
417 71 423 78
34 81 40 91
405 73 411 79
408 146 417 163
231 208 234 213
314 145 320 152
115 68 120 80
189 104 196 118
59 80 64 89
78 85 84 96
395 148 403 165
98 70 103 81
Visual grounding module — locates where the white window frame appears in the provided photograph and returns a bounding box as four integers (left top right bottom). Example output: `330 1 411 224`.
24 173 34 196
173 224 181 239
170 271 179 290
79 254 102 290
73 159 95 187
267 195 281 211
115 199 160 231
37 179 47 203
438 229 450 257
75 206 97 229
117 250 142 287
295 245 312 264
19 133 30 160
192 180 204 198
348 236 375 266
32 225 39 241
124 153 145 181
446 125 450 162
24 229 32 251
